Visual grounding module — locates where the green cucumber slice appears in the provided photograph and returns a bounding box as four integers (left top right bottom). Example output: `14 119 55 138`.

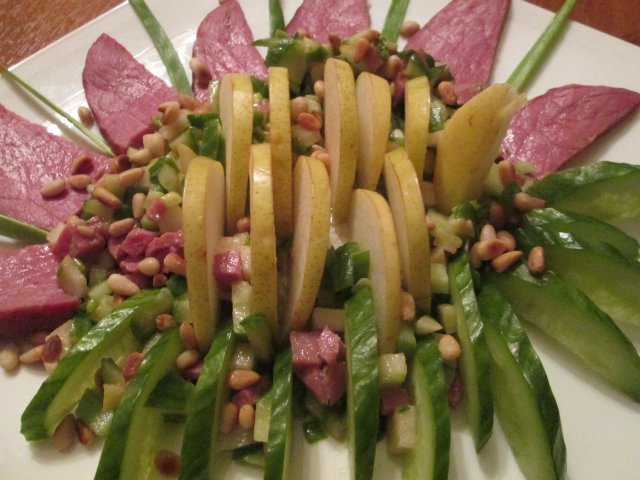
95 328 183 480
478 285 566 480
21 288 173 440
180 323 236 480
264 348 293 480
403 336 451 480
485 263 640 400
344 287 380 480
517 223 640 327
527 161 640 221
447 252 493 450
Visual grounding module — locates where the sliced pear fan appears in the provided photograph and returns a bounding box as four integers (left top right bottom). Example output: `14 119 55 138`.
356 71 392 190
220 73 254 233
268 66 294 240
283 156 331 336
384 148 431 310
404 76 431 179
324 58 359 223
249 144 279 334
182 157 225 351
349 189 402 354
434 83 525 214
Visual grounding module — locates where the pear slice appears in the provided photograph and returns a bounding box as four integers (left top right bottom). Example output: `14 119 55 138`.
249 143 278 334
183 157 225 351
383 148 431 310
350 189 402 354
268 66 293 240
324 58 359 223
220 73 254 233
283 155 331 336
434 83 525 214
356 71 392 190
404 76 431 179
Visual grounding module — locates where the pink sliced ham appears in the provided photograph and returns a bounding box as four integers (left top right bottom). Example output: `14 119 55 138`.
83 34 179 154
0 103 108 231
296 361 347 406
192 0 267 102
405 0 510 104
502 85 640 178
0 245 80 337
285 0 370 44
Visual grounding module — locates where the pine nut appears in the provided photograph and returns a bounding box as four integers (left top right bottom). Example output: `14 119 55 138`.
52 414 77 452
353 37 370 64
491 250 524 273
437 81 458 105
19 344 44 364
41 334 62 364
313 80 325 98
109 154 131 173
179 323 198 350
70 154 94 175
159 101 181 125
297 111 322 131
107 273 140 297
143 132 166 158
93 186 122 209
118 167 145 188
361 29 380 43
219 402 239 434
76 225 95 238
401 291 416 322
132 192 146 219
155 313 175 332
123 352 144 381
290 97 308 121
138 257 161 276
489 202 506 229
236 217 251 233
497 230 517 251
175 349 199 370
479 223 497 242
68 174 92 190
438 334 461 364
497 160 516 185
129 148 152 166
528 246 546 275
164 253 186 276
0 342 20 371
108 218 135 237
475 239 508 261
238 404 256 430
227 369 261 390
75 418 95 446
154 449 181 477
77 106 94 127
385 55 403 78
469 242 483 269
41 178 66 198
399 20 420 38
514 192 545 212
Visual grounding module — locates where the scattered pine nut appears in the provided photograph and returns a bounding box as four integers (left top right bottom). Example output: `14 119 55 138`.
75 419 95 446
328 33 342 54
236 217 251 233
52 414 77 452
238 404 256 430
19 344 44 364
154 449 181 477
93 186 122 209
123 352 144 381
77 106 94 127
138 257 162 277
220 402 239 434
353 37 370 64
437 81 457 105
438 334 461 365
401 291 416 322
399 20 420 38
297 111 322 131
109 154 131 174
496 230 517 251
479 223 497 242
475 239 508 261
385 55 403 78
41 178 66 198
143 132 166 157
129 148 152 166
68 174 92 190
118 167 145 188
108 218 136 237
155 313 175 332
0 342 20 371
132 192 147 219
159 101 181 125
70 154 94 175
528 246 546 275
179 323 198 350
313 80 325 98
491 250 524 273
153 273 168 288
290 97 308 121
164 253 186 276
497 160 516 185
489 202 506 229
175 349 200 370
514 192 545 212
227 369 261 390
107 273 140 297
41 334 62 364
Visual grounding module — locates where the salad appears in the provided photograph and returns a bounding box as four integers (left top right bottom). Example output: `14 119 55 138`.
1 0 633 478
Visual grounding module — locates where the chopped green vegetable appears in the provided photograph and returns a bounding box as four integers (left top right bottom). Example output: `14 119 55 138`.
381 0 410 42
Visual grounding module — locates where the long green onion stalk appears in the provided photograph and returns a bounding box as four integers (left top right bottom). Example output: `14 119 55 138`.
381 0 410 42
0 215 48 244
269 0 286 35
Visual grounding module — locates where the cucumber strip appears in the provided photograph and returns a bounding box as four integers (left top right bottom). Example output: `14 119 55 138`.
517 223 640 327
21 288 173 440
485 263 640 400
381 0 410 42
0 214 47 243
180 323 236 480
145 370 194 413
523 207 640 262
95 328 183 480
264 349 293 480
403 337 451 480
269 0 285 36
344 287 380 480
526 161 640 221
447 252 493 450
129 0 191 94
507 0 578 91
478 285 566 480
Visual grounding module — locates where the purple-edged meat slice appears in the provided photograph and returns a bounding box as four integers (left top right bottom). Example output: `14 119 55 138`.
0 103 109 231
83 34 179 154
192 0 267 102
405 0 510 104
0 245 80 337
285 0 370 44
502 85 640 178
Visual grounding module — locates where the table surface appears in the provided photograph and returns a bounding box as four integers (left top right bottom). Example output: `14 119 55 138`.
0 0 638 67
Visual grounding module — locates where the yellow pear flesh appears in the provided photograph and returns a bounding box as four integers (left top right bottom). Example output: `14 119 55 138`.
404 76 431 179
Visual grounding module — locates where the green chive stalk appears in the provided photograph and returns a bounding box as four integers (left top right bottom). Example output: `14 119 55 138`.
381 0 410 42
0 215 48 244
269 0 286 36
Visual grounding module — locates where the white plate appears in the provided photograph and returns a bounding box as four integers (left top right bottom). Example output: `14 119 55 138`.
1 1 639 479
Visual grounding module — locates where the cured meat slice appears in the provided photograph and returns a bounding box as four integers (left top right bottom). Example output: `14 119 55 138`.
502 85 640 178
285 0 370 44
0 103 108 230
192 0 267 102
405 0 509 104
0 245 80 337
83 34 179 154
